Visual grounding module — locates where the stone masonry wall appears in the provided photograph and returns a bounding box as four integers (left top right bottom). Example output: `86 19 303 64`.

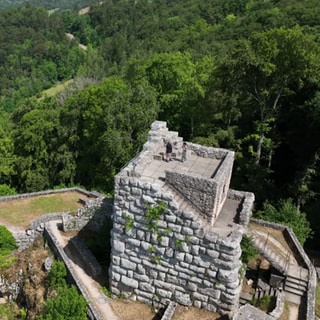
165 146 234 225
165 170 218 222
250 218 316 320
44 225 103 320
3 188 108 251
110 174 245 316
213 152 234 219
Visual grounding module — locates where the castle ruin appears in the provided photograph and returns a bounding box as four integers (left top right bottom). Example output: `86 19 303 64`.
109 121 254 316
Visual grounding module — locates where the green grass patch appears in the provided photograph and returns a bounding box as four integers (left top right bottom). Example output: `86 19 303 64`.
0 303 20 319
39 79 73 99
0 192 84 228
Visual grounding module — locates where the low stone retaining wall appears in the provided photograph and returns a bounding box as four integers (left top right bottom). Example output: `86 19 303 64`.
228 189 255 227
44 224 104 320
250 218 316 320
268 290 285 319
0 187 95 203
70 236 102 277
161 301 177 320
7 188 109 251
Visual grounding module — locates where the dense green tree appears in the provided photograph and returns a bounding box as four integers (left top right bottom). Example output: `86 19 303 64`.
12 101 61 191
40 285 87 320
125 52 214 138
256 199 312 245
59 76 159 191
0 225 18 269
214 26 320 166
47 260 67 288
0 119 16 185
0 184 16 196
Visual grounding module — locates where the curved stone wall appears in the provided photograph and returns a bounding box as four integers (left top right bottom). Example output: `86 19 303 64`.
250 218 316 320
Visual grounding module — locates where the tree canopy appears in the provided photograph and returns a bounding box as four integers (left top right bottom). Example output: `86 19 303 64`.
0 0 320 248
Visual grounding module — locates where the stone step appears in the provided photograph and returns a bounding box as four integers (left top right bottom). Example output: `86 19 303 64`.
239 292 253 305
284 291 302 304
250 235 289 275
285 275 308 287
284 281 307 293
283 285 306 297
287 265 309 282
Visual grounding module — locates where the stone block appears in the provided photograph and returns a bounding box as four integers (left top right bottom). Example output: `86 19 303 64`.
175 291 192 306
136 264 145 274
181 227 193 236
121 258 136 270
112 272 121 282
154 280 172 290
159 236 169 247
217 269 238 283
207 249 219 259
139 282 155 293
188 236 200 245
184 253 193 264
220 291 237 305
193 256 210 268
167 275 186 286
168 223 181 233
134 273 149 282
190 245 200 255
165 214 176 223
136 229 145 240
156 288 172 299
206 269 217 279
112 239 125 253
189 265 205 274
127 238 141 248
165 247 174 258
193 292 208 302
142 195 155 204
135 289 154 300
121 276 139 289
186 281 198 291
111 265 127 276
112 255 120 266
175 251 185 261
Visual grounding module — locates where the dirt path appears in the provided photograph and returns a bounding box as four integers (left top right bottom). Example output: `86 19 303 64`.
288 303 299 320
48 220 119 320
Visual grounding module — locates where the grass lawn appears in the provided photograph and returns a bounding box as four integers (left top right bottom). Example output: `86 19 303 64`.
39 79 73 99
0 192 86 228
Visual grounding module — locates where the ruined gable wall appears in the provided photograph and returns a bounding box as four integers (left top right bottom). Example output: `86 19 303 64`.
165 146 234 225
110 174 244 315
165 170 218 221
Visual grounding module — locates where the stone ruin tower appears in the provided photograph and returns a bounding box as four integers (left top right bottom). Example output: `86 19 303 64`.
109 121 254 316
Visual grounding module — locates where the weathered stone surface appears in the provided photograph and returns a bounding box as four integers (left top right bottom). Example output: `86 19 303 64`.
139 282 155 293
121 276 138 289
112 239 125 253
175 291 192 306
217 269 238 283
121 258 136 270
44 257 53 272
108 121 253 315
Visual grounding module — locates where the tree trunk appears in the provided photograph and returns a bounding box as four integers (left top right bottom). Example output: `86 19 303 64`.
255 131 264 165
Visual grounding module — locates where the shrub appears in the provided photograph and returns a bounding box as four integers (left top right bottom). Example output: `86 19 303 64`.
40 285 87 320
240 235 258 264
47 260 67 288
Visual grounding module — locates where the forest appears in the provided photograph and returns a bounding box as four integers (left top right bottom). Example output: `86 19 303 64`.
0 0 320 252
